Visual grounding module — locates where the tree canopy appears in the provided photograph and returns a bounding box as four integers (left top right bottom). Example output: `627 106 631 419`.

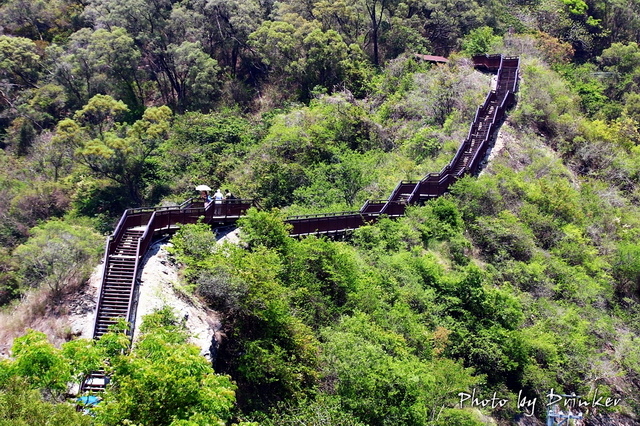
1 0 640 423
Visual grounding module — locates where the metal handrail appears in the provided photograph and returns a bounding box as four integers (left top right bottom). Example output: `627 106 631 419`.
125 210 162 334
124 211 156 335
108 210 132 256
179 198 195 209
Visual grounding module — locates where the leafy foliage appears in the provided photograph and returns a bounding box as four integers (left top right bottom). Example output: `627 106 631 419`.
237 208 293 252
13 218 102 297
52 95 173 206
0 377 92 426
0 310 241 426
95 308 237 426
8 330 72 391
168 221 217 265
2 0 640 423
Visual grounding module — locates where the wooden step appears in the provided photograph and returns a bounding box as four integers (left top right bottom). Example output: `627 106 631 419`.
105 275 134 281
81 370 108 392
102 290 133 297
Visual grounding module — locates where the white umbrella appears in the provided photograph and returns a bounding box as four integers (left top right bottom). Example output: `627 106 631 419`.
195 184 211 191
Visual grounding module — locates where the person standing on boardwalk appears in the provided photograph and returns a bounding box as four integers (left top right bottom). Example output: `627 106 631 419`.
200 190 212 207
224 189 236 200
213 189 224 214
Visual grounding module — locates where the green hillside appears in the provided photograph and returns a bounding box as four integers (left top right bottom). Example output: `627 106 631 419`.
1 0 640 424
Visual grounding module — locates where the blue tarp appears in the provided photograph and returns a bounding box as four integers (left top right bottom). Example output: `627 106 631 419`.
77 395 100 406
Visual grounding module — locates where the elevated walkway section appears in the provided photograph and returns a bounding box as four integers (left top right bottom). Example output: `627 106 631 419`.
286 54 520 237
82 199 255 392
84 54 519 392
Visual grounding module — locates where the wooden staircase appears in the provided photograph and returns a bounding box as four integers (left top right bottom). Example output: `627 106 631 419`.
93 228 143 338
82 199 255 393
453 101 497 175
81 370 108 393
287 54 520 236
82 228 145 393
80 55 519 392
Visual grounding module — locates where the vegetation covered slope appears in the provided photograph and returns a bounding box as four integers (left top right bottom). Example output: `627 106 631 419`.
1 0 640 424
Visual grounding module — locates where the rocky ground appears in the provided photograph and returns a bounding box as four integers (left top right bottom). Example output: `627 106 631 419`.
132 240 221 359
0 226 241 359
0 265 101 358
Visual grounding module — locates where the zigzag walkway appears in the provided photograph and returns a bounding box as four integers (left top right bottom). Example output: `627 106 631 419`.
287 55 519 235
82 54 519 393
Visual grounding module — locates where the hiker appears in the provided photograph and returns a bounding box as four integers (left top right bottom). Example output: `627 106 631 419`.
213 189 224 214
200 190 212 207
224 189 236 200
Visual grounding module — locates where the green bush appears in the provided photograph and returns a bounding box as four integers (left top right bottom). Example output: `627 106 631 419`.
352 216 421 254
13 218 103 298
612 242 640 298
320 313 479 425
451 176 505 221
0 377 92 426
168 221 217 264
282 237 359 328
237 208 293 253
95 308 238 426
470 211 536 263
519 203 562 250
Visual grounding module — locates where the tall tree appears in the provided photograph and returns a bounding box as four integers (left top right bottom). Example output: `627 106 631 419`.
249 18 369 99
0 0 84 42
0 36 42 130
83 0 221 111
163 41 221 111
51 27 144 113
53 95 172 205
365 0 389 66
313 0 395 65
13 219 102 298
172 0 265 76
418 0 482 55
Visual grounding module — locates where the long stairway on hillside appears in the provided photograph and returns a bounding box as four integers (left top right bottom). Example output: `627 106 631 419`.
286 54 520 235
454 101 496 175
82 200 254 392
93 229 143 337
81 229 145 393
82 54 519 393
